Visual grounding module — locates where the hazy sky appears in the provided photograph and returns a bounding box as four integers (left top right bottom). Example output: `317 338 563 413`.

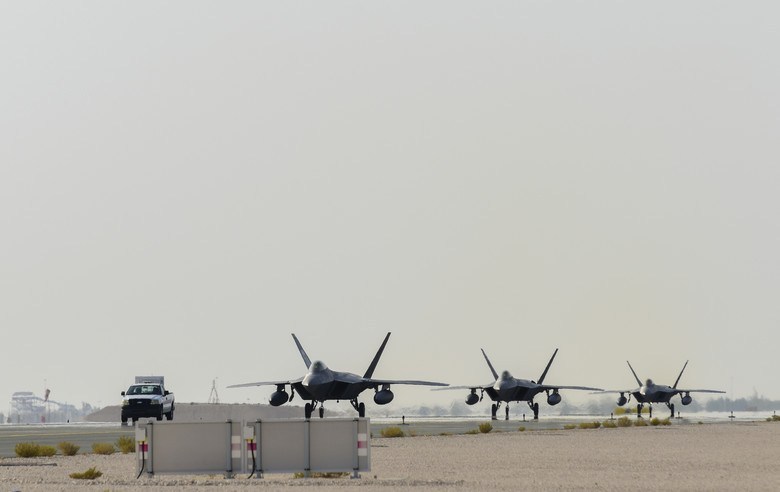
2 1 779 413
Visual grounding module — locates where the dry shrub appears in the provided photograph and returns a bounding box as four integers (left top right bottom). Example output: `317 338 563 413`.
380 426 405 438
478 422 493 434
70 467 102 480
58 442 80 456
15 442 41 458
91 442 115 455
617 416 632 427
116 436 135 454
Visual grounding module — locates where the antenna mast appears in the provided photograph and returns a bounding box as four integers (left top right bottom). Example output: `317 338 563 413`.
208 379 220 404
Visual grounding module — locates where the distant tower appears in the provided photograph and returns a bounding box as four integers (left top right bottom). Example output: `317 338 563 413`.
208 379 220 404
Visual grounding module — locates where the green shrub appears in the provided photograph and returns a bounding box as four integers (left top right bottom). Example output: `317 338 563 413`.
634 418 648 427
478 422 493 434
617 416 632 427
380 426 405 438
15 442 41 458
37 445 57 457
58 441 80 456
767 415 780 422
613 407 628 415
91 442 115 455
650 417 662 426
602 420 617 428
563 424 576 430
69 467 103 480
116 436 135 454
518 426 526 432
659 418 671 426
464 429 479 434
578 421 601 429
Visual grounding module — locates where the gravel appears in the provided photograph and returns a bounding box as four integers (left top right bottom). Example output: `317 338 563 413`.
1 421 779 490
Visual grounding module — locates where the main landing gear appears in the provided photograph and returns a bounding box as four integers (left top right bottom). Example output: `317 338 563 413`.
350 399 366 418
491 403 509 420
528 401 539 420
304 401 324 419
666 402 675 418
491 401 539 420
637 403 653 419
491 403 511 420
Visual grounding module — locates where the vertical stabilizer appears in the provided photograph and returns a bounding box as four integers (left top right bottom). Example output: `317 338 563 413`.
627 361 642 387
292 334 312 369
538 349 559 384
673 360 689 389
481 349 500 380
364 332 391 379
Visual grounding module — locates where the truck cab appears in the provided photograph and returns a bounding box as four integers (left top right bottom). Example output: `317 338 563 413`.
121 376 174 424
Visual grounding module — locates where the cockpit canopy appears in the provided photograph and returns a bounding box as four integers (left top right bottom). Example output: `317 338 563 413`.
645 378 654 387
500 370 512 380
310 360 328 373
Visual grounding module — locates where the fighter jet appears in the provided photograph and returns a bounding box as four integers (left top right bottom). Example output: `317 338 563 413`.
602 360 725 418
228 332 447 419
438 348 602 420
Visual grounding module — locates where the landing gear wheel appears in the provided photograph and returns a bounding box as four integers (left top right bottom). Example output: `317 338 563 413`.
491 404 498 421
669 403 675 419
319 407 324 419
505 405 510 421
305 403 313 419
121 417 128 425
532 402 539 420
132 417 138 423
358 402 366 418
637 404 642 417
649 406 653 419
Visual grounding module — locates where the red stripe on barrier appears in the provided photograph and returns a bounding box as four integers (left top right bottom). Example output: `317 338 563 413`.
357 441 367 448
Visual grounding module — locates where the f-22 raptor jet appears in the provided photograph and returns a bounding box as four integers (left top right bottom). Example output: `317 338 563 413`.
604 360 725 418
228 332 447 419
439 348 602 420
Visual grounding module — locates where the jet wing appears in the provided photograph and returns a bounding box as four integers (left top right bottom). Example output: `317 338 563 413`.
539 384 604 392
591 388 637 394
431 383 494 391
364 378 448 387
227 377 304 388
674 389 726 394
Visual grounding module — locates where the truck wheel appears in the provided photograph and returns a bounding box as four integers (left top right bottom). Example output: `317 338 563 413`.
165 410 174 420
157 409 163 421
121 417 128 425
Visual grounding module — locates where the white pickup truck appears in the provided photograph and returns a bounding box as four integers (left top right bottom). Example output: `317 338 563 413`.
120 376 174 424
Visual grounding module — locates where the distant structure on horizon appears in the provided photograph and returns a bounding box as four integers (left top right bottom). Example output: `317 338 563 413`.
7 390 81 424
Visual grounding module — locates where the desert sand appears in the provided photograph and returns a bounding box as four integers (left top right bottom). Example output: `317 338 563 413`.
1 421 779 491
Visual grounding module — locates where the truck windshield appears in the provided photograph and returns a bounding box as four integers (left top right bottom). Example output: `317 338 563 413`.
127 385 162 395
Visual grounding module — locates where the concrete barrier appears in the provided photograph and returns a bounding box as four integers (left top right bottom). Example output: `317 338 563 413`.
135 418 370 479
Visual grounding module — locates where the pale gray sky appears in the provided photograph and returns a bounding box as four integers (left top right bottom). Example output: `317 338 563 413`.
2 1 779 411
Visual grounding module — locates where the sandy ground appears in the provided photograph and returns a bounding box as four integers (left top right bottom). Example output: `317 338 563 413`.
2 421 779 491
